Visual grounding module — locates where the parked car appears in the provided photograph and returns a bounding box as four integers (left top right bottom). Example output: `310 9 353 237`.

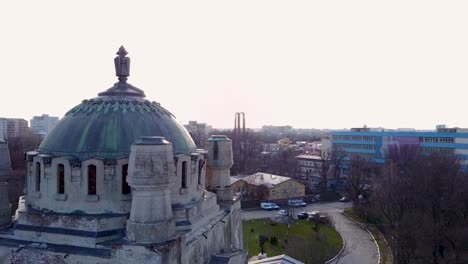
297 212 309 219
288 199 307 207
309 211 320 218
260 202 272 210
277 209 288 216
308 211 329 224
339 196 350 202
296 200 307 207
269 203 280 210
260 202 280 210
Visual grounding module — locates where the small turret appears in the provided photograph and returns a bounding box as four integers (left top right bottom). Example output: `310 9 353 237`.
205 135 233 201
126 136 175 243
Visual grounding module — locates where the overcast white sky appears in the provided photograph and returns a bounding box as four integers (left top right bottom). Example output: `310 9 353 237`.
1 1 468 129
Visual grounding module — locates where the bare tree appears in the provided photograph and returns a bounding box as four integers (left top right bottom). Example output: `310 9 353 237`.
313 152 332 193
276 148 301 177
256 184 269 201
7 133 42 170
6 133 43 213
369 148 468 264
279 180 302 226
210 129 264 175
344 155 375 209
330 147 347 179
188 131 206 149
371 144 420 263
234 131 263 175
416 153 467 264
312 147 347 193
373 144 419 228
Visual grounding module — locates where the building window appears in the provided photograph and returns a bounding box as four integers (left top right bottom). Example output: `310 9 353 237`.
122 164 131 195
35 162 41 192
57 164 65 194
213 142 219 160
181 161 187 189
198 160 204 185
88 165 97 195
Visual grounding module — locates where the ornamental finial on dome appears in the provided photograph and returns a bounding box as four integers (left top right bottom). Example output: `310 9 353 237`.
114 46 130 83
97 46 145 97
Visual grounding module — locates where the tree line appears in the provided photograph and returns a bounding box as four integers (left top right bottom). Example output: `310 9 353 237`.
210 129 310 176
344 145 467 264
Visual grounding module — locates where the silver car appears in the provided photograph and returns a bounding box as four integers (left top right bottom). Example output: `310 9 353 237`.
277 209 288 216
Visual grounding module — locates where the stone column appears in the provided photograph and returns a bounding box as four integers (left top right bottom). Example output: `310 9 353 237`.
0 142 12 228
126 136 176 243
205 135 234 201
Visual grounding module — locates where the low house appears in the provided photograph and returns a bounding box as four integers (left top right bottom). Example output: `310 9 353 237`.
296 154 323 180
230 172 305 201
295 154 347 191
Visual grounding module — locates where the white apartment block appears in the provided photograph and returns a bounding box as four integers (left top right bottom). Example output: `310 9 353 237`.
30 114 59 136
0 119 6 141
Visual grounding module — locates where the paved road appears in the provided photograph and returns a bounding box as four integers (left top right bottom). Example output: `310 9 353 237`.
242 202 379 264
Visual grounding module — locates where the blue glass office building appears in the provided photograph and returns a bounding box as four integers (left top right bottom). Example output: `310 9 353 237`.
331 126 468 168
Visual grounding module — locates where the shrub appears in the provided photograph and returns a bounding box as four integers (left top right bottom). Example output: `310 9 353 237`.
270 236 278 245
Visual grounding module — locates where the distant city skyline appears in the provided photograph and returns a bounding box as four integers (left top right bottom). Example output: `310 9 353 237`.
1 1 468 130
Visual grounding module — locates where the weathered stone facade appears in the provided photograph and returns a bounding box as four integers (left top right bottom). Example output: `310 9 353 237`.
0 47 245 264
0 141 12 228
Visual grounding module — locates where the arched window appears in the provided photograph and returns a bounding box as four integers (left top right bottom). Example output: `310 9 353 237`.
88 165 97 195
122 164 131 194
35 162 41 192
181 161 187 189
57 164 65 194
198 160 204 185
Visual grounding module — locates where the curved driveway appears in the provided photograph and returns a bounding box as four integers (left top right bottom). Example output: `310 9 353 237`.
242 202 378 264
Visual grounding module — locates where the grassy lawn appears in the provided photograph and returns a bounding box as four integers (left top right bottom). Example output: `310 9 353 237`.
343 208 364 222
243 218 343 263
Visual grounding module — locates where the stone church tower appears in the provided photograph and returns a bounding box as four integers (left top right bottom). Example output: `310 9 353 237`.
0 47 245 264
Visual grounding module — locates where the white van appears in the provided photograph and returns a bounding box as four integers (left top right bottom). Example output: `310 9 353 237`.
260 202 280 210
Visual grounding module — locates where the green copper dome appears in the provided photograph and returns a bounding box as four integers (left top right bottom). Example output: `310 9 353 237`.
38 46 196 160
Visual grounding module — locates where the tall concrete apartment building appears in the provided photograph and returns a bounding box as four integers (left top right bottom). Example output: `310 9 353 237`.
331 125 468 168
30 114 59 136
0 118 29 140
